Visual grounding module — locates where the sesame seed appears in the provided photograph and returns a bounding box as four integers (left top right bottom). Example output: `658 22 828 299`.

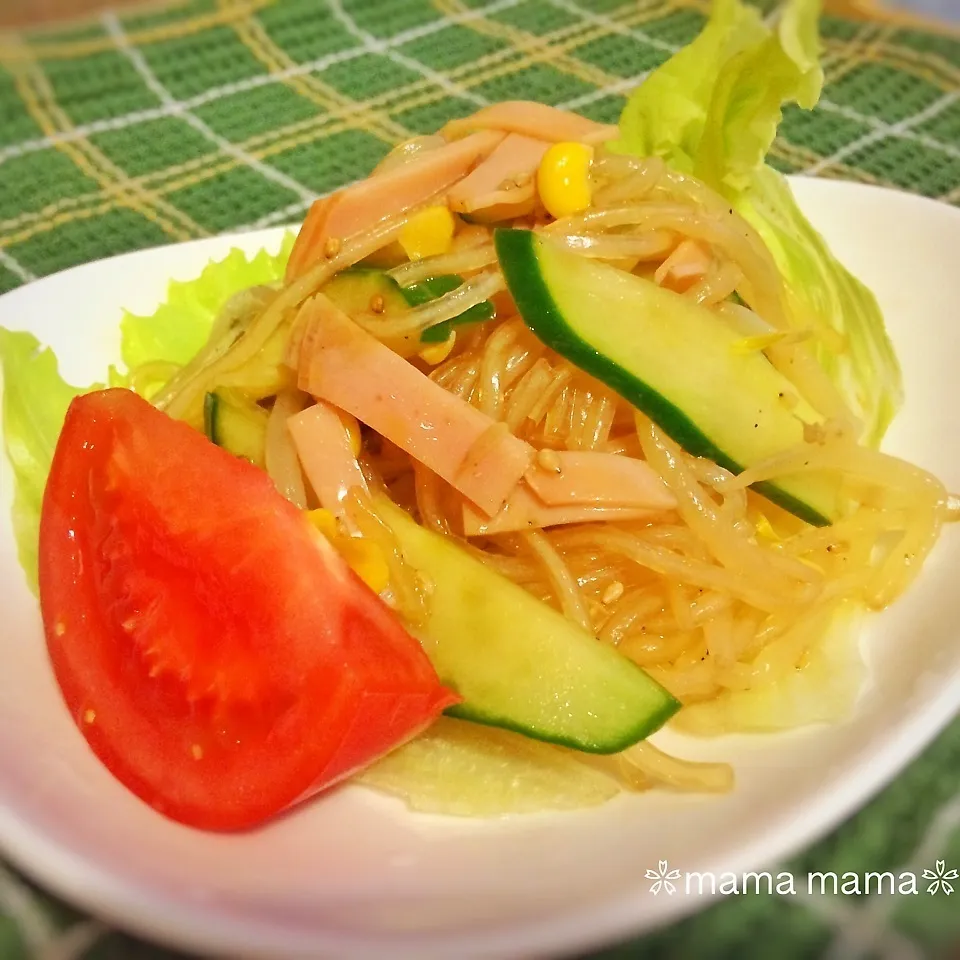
602 581 625 605
191 744 204 761
53 621 66 638
537 448 562 473
83 709 96 724
370 294 385 314
323 237 342 259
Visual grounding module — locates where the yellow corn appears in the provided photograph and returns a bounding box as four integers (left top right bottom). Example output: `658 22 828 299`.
537 142 594 219
418 330 457 365
399 205 456 261
305 508 390 594
336 409 362 456
306 508 339 540
337 538 391 595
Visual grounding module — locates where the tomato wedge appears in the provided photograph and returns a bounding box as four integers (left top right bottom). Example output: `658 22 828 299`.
38 388 458 831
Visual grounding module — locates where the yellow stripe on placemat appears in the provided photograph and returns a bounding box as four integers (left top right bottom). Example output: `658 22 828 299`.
770 138 892 187
0 0 274 63
834 37 960 90
218 0 411 147
2 36 206 243
433 0 618 90
821 20 892 86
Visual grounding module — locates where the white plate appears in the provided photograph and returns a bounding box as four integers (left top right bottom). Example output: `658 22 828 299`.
1 177 959 960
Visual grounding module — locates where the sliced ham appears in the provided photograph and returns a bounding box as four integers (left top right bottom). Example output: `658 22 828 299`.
297 293 534 516
443 101 617 145
447 133 550 216
288 401 368 517
285 129 505 282
285 195 334 283
463 483 659 536
525 451 676 511
654 239 714 294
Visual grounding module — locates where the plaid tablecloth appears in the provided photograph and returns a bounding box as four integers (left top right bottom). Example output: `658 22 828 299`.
1 0 959 957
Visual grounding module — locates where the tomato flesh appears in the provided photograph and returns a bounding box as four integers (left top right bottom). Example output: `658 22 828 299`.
38 388 457 831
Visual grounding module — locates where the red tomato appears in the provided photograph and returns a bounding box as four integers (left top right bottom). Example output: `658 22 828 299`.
38 388 457 832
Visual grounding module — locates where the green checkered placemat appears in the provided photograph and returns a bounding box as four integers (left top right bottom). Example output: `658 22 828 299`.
1 0 959 957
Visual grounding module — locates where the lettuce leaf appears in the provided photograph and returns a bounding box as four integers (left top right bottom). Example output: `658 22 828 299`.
611 0 769 177
0 330 91 595
121 233 295 373
0 234 295 592
612 0 902 445
739 167 901 447
614 0 821 194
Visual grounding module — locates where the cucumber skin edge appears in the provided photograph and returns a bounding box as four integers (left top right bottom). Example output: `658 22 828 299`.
446 695 682 755
493 228 831 528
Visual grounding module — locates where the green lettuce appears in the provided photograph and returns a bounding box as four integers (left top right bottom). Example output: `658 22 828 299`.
121 233 295 372
612 0 770 179
0 330 90 594
612 0 902 446
0 235 294 593
739 168 900 447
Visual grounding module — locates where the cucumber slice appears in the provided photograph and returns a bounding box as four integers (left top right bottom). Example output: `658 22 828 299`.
402 275 495 343
355 716 620 815
494 228 839 526
324 268 494 346
377 496 680 753
324 268 420 356
203 391 269 468
324 267 408 317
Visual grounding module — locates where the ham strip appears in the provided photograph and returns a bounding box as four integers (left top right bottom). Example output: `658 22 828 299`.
654 239 713 293
288 402 368 516
525 451 676 510
286 129 505 281
447 133 550 215
462 483 660 536
443 101 617 145
297 294 534 516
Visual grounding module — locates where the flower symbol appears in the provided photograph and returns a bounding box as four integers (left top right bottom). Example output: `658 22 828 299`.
922 860 958 896
645 859 682 896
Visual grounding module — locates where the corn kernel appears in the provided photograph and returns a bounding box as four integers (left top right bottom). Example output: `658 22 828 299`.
306 508 338 540
399 205 456 261
418 330 456 365
305 508 390 594
537 142 594 220
337 538 391 595
336 410 362 457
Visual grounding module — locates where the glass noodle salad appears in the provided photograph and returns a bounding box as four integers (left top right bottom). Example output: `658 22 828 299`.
2 0 957 830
